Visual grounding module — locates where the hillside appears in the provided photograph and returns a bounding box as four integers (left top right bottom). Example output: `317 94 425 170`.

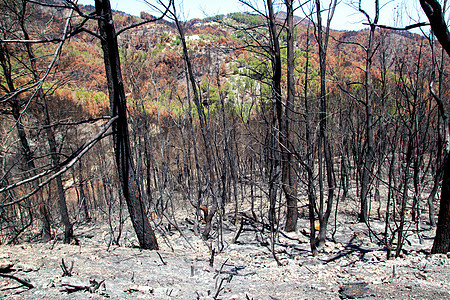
56 4 436 115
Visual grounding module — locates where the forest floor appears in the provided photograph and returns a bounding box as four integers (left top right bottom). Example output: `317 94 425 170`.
0 207 449 299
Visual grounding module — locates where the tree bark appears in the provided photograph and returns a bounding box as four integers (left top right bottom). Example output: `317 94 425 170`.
267 0 282 234
358 0 379 223
419 0 450 254
420 0 450 57
283 0 298 232
303 24 317 255
314 0 337 248
43 101 73 243
95 0 158 250
432 153 450 253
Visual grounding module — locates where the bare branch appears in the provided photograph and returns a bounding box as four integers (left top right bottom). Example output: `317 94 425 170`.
364 22 429 31
0 116 117 208
116 1 172 37
0 38 62 44
29 116 111 130
116 0 173 37
5 4 76 132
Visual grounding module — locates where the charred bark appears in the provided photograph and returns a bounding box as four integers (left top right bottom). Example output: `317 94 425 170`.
283 0 298 232
419 0 450 254
95 0 158 250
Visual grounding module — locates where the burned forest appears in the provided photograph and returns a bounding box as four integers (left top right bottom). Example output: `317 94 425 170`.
0 0 449 298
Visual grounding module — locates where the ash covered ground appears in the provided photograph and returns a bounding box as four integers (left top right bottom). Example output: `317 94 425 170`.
0 210 449 299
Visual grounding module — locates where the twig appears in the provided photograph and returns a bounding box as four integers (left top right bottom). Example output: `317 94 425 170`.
156 252 166 265
214 258 229 280
231 218 244 244
0 274 34 289
209 249 215 267
213 274 233 300
304 266 316 274
115 0 173 36
60 259 73 277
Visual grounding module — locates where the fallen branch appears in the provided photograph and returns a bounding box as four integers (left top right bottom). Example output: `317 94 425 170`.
0 273 34 289
61 279 104 294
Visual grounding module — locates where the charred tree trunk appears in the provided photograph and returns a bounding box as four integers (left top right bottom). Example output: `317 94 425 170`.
419 0 450 254
95 0 158 250
17 1 72 242
358 0 379 223
171 2 218 239
432 152 450 253
78 162 89 221
283 0 298 232
42 98 73 243
303 24 317 255
314 0 336 248
0 43 52 240
267 0 282 233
